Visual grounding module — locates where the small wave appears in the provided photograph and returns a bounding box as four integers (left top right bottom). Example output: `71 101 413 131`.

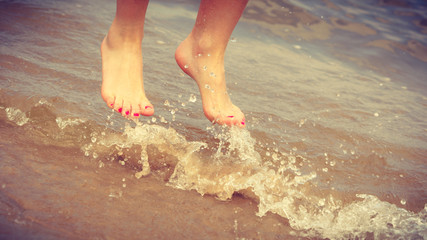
2 100 425 239
92 123 427 239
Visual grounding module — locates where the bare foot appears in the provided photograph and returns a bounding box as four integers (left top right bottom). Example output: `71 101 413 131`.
101 34 153 119
175 36 245 128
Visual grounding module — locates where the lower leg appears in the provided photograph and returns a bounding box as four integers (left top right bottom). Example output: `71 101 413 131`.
175 0 248 127
101 0 153 118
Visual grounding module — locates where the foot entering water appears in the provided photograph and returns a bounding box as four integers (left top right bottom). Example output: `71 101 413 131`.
101 35 154 119
175 37 245 128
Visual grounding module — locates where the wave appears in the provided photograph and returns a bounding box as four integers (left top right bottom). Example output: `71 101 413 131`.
2 96 426 239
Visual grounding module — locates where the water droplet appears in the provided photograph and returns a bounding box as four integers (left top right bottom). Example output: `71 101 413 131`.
164 100 170 106
189 94 196 103
184 65 189 69
268 116 272 121
160 117 167 123
122 178 126 182
151 117 156 123
181 102 186 107
329 161 336 167
210 72 216 78
400 199 406 205
122 183 127 188
318 198 325 206
92 152 98 159
205 84 210 89
374 112 379 117
207 53 211 57
171 109 176 115
203 65 207 71
91 137 97 143
198 53 202 57
322 168 328 172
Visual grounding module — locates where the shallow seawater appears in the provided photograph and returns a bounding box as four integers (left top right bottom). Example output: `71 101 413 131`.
1 0 426 239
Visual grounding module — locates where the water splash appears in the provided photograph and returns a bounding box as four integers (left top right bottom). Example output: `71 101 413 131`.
188 94 197 103
68 119 427 239
5 107 29 126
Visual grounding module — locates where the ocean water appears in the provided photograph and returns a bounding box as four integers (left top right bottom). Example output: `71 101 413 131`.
1 0 426 239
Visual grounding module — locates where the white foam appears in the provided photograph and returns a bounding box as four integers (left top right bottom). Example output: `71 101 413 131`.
5 107 29 126
56 117 86 129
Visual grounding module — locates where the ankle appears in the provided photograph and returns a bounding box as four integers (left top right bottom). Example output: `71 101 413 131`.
189 33 225 59
105 21 143 49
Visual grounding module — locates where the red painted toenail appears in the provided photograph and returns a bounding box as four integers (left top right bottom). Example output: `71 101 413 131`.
134 113 139 117
145 106 152 109
118 108 122 113
125 111 130 115
241 121 245 125
227 116 234 118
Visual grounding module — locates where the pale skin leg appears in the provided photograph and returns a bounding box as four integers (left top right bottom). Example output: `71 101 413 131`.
175 0 247 127
101 0 153 118
101 0 247 127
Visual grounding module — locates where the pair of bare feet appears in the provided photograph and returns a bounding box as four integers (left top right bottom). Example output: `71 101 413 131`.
101 0 247 128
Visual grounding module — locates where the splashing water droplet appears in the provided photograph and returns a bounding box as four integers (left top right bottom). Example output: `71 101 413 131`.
160 116 167 123
210 72 216 78
198 53 202 57
164 100 170 106
184 65 189 69
189 94 197 103
203 65 207 71
205 84 210 89
151 117 157 123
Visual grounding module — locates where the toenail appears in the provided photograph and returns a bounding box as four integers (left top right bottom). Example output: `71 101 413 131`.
118 108 122 113
125 111 130 115
227 116 234 118
134 113 139 117
145 106 152 109
241 121 245 125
